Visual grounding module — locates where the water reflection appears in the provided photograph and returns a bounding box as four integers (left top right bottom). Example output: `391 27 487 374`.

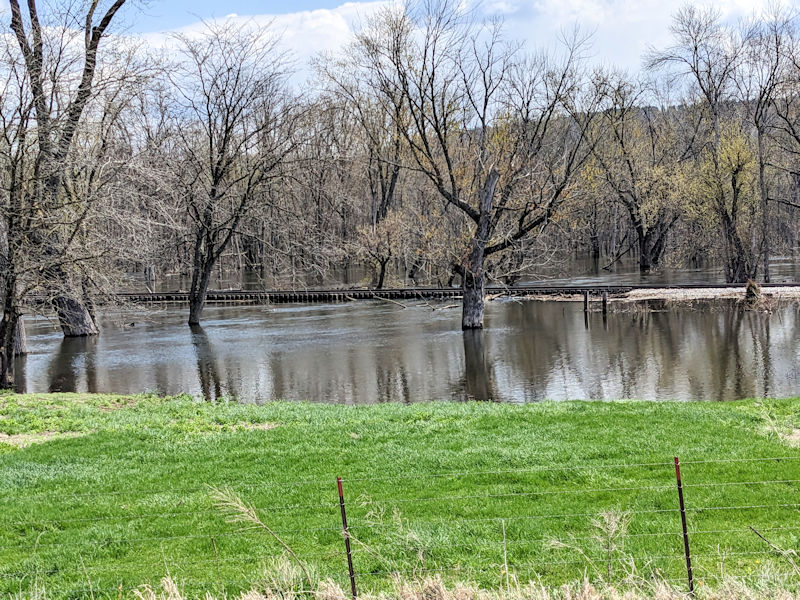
190 325 223 400
16 301 800 403
462 330 496 401
47 336 99 393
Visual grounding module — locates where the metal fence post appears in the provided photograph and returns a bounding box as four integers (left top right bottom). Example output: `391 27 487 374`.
337 477 357 600
674 457 694 595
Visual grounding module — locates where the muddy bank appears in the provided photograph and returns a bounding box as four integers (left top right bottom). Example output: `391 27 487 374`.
517 285 800 311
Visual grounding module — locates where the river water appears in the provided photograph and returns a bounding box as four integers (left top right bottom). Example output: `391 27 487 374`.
17 298 800 403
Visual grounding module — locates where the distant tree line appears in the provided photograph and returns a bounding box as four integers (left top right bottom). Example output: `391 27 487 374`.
2 0 800 385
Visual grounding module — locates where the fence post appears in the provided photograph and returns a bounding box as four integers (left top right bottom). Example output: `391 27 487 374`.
674 457 694 595
337 477 358 600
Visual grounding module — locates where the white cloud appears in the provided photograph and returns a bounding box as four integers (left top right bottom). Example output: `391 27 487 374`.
496 0 793 71
136 0 798 84
140 1 390 87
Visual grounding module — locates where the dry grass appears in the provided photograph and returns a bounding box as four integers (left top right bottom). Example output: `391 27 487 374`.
122 570 800 600
17 550 800 600
0 430 86 447
622 287 800 302
785 430 800 445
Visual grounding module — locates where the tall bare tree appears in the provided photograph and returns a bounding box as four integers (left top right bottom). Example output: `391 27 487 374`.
168 22 298 325
648 6 761 283
735 7 793 282
1 0 138 387
354 1 600 328
8 0 130 335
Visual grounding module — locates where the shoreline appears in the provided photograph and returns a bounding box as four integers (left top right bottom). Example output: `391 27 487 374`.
518 285 800 307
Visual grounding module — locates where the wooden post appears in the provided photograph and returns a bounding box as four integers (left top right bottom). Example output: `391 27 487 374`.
601 291 608 315
337 477 357 600
674 457 694 595
583 291 589 313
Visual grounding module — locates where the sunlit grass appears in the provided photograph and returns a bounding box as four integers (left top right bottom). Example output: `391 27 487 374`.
0 394 799 598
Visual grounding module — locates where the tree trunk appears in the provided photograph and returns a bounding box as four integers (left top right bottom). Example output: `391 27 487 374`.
638 247 654 272
408 259 423 285
188 263 213 326
188 294 205 326
757 131 770 283
638 230 668 273
0 311 17 389
14 315 26 356
721 214 753 283
462 257 485 329
610 203 619 257
376 257 389 290
589 200 600 259
54 296 99 337
462 170 499 330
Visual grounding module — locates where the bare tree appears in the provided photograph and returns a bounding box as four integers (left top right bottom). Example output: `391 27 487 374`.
647 6 760 283
317 54 405 231
169 21 297 325
8 0 130 335
354 1 600 328
735 6 794 282
0 1 141 386
0 35 35 386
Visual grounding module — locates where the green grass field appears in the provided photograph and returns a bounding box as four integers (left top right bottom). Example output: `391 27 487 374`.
1 394 799 598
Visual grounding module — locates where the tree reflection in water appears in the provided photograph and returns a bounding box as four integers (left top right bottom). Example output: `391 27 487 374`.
190 324 222 400
47 336 99 393
14 300 799 403
462 329 496 401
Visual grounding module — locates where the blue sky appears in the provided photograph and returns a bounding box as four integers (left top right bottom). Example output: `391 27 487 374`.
130 0 376 33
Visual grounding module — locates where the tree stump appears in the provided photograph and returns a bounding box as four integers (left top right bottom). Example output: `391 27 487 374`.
744 279 762 308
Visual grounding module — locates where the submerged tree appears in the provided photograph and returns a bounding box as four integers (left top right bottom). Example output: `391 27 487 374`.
7 0 130 335
647 6 761 282
0 0 137 387
354 1 601 328
169 22 298 325
587 75 687 272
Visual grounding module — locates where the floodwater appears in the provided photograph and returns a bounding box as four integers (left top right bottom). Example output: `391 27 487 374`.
17 299 800 403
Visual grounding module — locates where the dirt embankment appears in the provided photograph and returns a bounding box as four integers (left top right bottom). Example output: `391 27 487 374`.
520 285 800 310
623 286 800 301
611 285 800 311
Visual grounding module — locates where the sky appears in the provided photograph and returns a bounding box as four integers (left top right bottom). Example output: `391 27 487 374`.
3 0 797 78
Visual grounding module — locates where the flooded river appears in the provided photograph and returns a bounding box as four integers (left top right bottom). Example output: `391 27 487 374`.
17 299 800 403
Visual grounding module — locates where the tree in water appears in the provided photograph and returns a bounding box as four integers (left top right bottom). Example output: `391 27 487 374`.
647 6 761 282
8 0 130 335
168 21 298 325
1 0 137 387
353 1 601 328
586 74 688 272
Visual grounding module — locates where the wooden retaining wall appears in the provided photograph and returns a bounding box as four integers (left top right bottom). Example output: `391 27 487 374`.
111 283 796 305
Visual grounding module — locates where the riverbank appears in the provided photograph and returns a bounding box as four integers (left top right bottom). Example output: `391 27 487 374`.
521 284 800 301
520 284 800 311
1 395 799 598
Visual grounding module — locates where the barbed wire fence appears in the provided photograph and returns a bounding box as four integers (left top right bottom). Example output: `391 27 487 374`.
1 456 799 597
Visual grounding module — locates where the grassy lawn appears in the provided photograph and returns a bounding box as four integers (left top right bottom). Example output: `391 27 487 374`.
0 394 799 598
